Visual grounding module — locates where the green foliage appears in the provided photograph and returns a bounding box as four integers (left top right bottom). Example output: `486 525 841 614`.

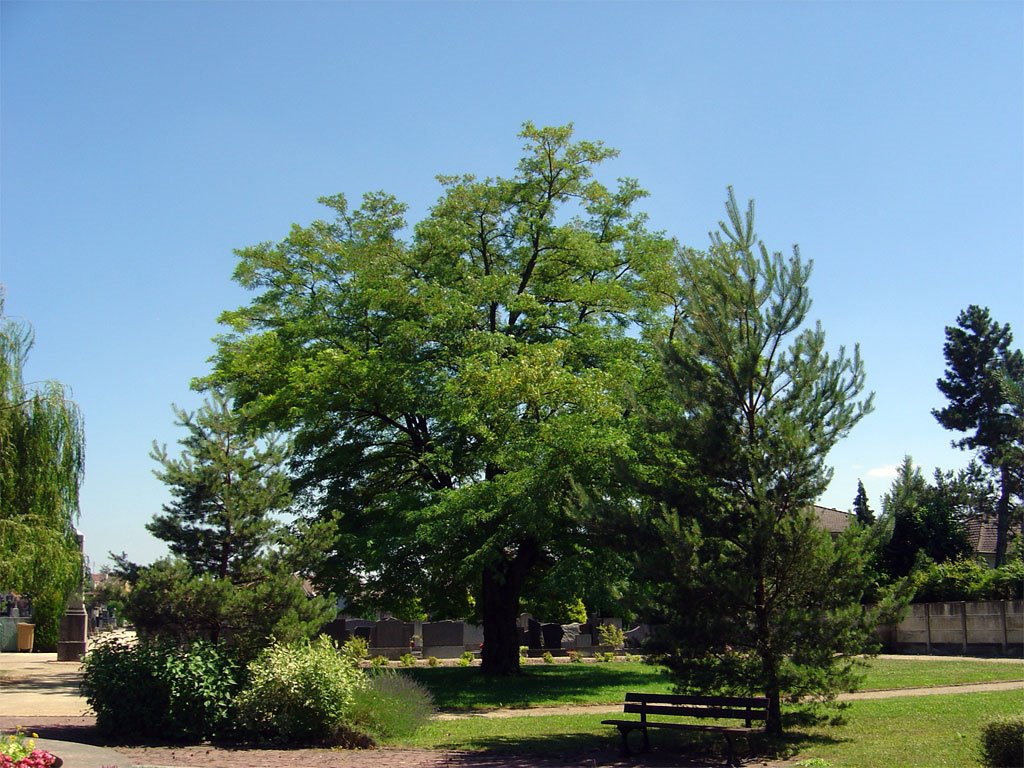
235 636 364 743
148 392 291 581
458 650 474 667
426 655 439 667
348 669 435 742
399 652 417 667
567 649 583 663
207 123 675 674
340 635 368 664
371 655 388 668
596 622 625 648
853 480 874 526
0 301 84 649
519 645 528 658
124 558 335 661
81 639 241 741
979 716 1024 768
913 557 1024 602
881 457 971 580
542 651 555 664
598 651 616 662
934 305 1024 567
649 189 881 735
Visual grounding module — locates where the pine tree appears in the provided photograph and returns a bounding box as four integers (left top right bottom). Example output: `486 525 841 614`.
933 306 1024 566
148 392 289 581
853 479 874 525
652 189 879 735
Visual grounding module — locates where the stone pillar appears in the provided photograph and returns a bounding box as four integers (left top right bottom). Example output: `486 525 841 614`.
57 532 87 662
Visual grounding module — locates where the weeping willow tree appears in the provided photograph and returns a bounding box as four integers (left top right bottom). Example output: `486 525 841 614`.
0 299 84 649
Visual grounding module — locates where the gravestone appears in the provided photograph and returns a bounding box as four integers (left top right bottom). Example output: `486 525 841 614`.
560 622 582 650
422 620 465 658
370 617 414 658
463 622 484 651
624 624 652 649
541 622 564 649
527 617 543 649
57 532 87 661
319 618 349 644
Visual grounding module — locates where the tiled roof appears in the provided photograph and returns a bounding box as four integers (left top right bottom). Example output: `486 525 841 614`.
813 505 853 534
965 518 999 555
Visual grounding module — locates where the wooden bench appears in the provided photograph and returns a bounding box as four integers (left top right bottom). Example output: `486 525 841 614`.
602 692 769 764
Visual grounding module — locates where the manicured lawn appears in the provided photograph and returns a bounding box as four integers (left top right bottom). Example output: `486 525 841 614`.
405 657 1023 711
395 689 1024 767
862 657 1023 691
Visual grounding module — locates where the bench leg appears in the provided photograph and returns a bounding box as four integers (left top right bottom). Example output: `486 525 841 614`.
616 726 650 756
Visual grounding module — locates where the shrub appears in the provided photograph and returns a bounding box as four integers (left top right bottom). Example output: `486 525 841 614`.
371 655 389 668
399 652 417 667
81 638 240 741
348 670 435 742
235 636 364 743
567 650 583 663
519 645 528 658
597 622 626 648
340 636 368 664
980 716 1024 768
598 651 615 662
458 651 474 667
542 651 555 664
426 655 440 667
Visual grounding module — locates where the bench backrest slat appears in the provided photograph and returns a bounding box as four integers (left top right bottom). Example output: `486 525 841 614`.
624 692 769 709
624 702 768 721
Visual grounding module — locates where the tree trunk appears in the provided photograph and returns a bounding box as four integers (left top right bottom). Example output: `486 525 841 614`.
995 463 1011 567
480 539 538 675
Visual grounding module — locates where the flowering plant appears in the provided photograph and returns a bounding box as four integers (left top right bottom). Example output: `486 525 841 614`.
0 731 58 767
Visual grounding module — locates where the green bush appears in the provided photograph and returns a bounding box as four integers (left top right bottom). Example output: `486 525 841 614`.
348 669 435 742
81 638 241 741
914 558 1024 603
340 635 368 664
371 654 388 668
542 651 555 664
567 649 583 663
426 655 440 667
458 650 474 667
980 716 1024 767
235 636 364 743
597 622 626 648
399 652 417 667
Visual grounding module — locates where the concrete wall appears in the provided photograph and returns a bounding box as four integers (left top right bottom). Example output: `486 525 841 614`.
878 600 1023 655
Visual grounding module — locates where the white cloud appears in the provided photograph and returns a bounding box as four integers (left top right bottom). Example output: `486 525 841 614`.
866 464 900 478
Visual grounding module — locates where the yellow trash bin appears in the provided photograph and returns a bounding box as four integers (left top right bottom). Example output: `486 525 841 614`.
16 622 34 652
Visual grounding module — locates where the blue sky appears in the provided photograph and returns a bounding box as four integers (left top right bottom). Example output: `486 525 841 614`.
2 1 1021 569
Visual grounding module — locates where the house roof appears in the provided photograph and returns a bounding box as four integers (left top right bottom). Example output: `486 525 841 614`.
965 518 999 556
813 505 853 534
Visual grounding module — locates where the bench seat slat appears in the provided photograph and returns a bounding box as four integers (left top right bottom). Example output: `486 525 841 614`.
624 692 769 708
623 703 768 721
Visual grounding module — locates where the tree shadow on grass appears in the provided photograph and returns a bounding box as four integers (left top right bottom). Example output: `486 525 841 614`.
433 727 845 767
407 665 673 710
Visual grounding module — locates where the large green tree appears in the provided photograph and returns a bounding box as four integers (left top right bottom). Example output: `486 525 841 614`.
0 298 84 648
650 190 881 735
934 305 1024 566
879 456 970 580
208 124 673 673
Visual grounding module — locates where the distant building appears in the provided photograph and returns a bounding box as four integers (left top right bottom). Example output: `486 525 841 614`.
813 504 853 538
965 517 1000 568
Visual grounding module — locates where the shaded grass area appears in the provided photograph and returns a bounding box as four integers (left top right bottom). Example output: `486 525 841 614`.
405 658 1024 711
404 663 673 710
396 689 1024 767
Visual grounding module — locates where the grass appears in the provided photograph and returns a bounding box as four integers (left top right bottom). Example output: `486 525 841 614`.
405 657 1023 711
861 657 1023 690
393 689 1024 767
